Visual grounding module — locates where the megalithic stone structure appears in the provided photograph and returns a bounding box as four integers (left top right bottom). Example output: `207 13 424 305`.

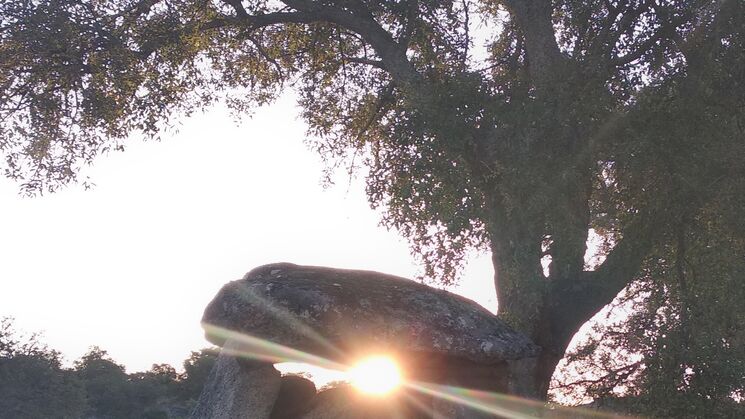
191 263 540 418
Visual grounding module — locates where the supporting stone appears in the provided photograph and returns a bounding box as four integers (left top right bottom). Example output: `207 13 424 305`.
270 375 317 419
189 341 281 419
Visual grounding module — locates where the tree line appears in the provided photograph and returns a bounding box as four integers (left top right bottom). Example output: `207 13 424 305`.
0 317 216 419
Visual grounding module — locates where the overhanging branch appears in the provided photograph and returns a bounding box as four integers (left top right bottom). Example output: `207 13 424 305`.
280 0 420 86
559 205 673 332
203 1 422 88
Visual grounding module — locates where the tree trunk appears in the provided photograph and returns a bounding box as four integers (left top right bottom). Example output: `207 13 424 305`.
505 350 564 399
494 258 587 399
486 195 595 400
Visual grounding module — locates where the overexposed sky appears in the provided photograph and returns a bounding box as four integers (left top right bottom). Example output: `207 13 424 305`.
0 91 495 373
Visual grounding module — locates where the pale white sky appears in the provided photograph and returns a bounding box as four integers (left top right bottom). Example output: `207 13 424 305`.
0 91 496 373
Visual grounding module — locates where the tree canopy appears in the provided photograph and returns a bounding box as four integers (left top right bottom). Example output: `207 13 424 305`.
2 0 743 401
553 211 745 416
0 318 87 419
0 318 218 419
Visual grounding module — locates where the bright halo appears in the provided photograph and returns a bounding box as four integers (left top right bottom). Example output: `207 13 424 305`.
348 356 401 395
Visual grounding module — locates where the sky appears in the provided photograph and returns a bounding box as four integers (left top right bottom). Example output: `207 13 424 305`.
0 91 496 374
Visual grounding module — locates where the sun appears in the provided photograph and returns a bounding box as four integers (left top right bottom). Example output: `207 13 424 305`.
348 356 402 395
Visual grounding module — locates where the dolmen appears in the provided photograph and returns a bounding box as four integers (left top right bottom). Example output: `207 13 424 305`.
190 263 540 418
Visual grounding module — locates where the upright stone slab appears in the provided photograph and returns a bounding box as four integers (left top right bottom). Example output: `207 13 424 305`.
189 340 280 419
270 375 317 418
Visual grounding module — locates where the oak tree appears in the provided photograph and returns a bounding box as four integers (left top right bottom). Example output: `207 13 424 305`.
2 0 743 398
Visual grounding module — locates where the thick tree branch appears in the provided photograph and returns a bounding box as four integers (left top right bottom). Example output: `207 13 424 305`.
345 56 384 68
551 205 673 341
223 0 248 18
611 29 666 67
501 0 566 89
604 0 655 57
201 1 422 90
397 0 420 51
202 6 417 86
586 211 667 291
279 0 420 87
610 8 685 68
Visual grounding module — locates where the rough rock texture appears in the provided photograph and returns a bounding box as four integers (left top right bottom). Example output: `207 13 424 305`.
270 375 317 419
189 341 280 419
202 263 539 366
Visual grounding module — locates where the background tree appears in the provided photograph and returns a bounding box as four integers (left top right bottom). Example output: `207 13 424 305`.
74 347 140 418
1 0 743 399
552 203 745 417
0 321 218 418
130 363 181 418
177 348 218 404
0 317 87 419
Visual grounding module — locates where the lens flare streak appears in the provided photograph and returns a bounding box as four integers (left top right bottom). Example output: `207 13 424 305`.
230 284 345 357
202 323 347 371
405 381 634 419
406 381 538 419
201 325 634 419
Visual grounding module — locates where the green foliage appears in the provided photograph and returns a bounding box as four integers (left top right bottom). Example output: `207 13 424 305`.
0 319 218 419
75 347 141 418
553 209 745 417
178 348 218 402
0 317 87 419
551 5 745 410
0 0 281 193
633 213 745 417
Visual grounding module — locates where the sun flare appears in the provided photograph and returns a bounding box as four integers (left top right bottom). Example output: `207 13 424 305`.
348 356 402 395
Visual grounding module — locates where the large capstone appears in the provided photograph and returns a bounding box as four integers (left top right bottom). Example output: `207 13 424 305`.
202 263 538 372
